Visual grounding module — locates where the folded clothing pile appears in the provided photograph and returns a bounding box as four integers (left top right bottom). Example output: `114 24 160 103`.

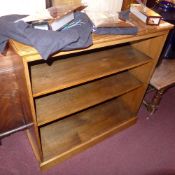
0 12 93 60
89 10 138 35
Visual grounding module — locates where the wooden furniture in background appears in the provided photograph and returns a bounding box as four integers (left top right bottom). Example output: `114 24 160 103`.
144 59 175 114
3 15 171 170
146 0 157 8
122 0 136 10
0 51 33 140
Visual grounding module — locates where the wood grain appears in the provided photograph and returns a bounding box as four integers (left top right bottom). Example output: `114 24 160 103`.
36 72 142 126
9 15 173 62
40 97 135 162
150 59 175 90
31 45 150 97
0 50 32 138
5 13 172 170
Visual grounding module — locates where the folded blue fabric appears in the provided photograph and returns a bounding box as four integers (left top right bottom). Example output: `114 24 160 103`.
93 10 138 35
0 35 8 53
0 12 93 60
93 27 138 35
61 12 93 51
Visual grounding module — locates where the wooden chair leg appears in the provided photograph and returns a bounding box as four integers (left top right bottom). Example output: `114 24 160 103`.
144 88 166 115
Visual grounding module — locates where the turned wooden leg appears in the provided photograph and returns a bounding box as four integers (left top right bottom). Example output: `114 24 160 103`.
144 88 166 115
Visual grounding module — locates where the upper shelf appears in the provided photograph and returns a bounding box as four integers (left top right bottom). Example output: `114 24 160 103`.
9 15 173 62
30 45 151 97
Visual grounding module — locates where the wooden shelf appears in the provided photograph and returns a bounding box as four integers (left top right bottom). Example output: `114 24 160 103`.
40 97 137 167
35 71 142 126
6 16 172 170
150 59 175 90
30 45 150 97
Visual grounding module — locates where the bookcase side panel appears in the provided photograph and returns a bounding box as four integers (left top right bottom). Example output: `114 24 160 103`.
22 59 43 161
122 33 169 114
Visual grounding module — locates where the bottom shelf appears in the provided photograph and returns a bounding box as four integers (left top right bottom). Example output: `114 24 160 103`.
40 97 137 169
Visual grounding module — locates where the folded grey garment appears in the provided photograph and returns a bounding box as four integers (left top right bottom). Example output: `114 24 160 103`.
0 35 8 53
0 18 80 59
0 14 27 22
26 26 80 60
93 27 138 35
0 12 93 60
61 12 93 51
93 10 138 35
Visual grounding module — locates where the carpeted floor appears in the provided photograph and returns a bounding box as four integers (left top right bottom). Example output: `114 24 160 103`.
0 87 175 175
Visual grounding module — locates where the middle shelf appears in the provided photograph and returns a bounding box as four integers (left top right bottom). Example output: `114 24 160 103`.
35 71 142 126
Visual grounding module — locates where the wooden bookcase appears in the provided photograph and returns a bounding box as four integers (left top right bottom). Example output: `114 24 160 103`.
9 16 172 170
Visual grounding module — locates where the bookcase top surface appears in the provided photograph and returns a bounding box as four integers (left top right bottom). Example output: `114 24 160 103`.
10 15 173 62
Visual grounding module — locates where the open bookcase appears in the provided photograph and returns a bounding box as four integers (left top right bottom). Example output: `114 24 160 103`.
10 15 172 170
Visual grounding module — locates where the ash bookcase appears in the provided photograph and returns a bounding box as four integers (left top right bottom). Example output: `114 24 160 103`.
9 16 172 170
